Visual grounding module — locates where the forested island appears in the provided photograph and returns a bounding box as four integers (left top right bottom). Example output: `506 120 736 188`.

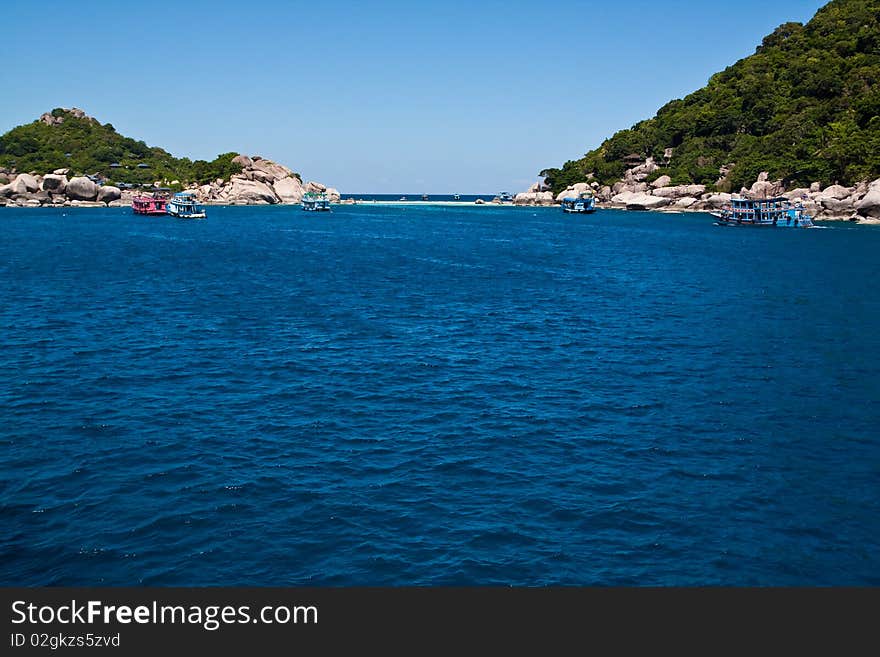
526 0 880 220
0 108 338 207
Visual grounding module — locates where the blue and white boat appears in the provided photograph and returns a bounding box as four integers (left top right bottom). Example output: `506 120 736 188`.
561 193 597 214
165 192 206 219
302 191 331 211
713 196 813 228
498 191 514 202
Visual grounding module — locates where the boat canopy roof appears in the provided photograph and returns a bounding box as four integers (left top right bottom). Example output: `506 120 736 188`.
733 196 788 204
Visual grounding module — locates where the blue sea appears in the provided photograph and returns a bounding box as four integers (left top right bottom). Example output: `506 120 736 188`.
1 204 879 586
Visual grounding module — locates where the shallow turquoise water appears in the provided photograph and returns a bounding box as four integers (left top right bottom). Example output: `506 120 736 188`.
1 205 878 585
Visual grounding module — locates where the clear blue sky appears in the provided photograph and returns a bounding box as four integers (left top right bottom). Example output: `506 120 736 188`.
1 0 826 193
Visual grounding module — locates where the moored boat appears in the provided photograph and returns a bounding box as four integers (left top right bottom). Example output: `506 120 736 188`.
166 192 206 219
561 193 597 214
498 191 513 202
302 191 331 211
131 191 168 215
714 196 813 228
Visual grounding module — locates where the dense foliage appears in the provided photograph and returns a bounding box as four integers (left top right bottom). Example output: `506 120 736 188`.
0 108 241 186
541 0 880 194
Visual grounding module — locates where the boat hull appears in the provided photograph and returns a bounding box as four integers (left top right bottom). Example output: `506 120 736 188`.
714 217 813 228
167 209 206 219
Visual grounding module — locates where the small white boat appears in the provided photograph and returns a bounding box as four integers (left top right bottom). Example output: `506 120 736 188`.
166 192 206 219
302 191 331 211
561 193 597 214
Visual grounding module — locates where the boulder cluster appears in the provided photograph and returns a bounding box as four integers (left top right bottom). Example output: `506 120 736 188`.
0 169 125 208
514 158 880 222
0 154 339 208
186 154 340 206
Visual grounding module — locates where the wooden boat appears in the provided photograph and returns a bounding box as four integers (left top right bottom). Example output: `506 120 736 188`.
131 191 168 215
715 196 813 228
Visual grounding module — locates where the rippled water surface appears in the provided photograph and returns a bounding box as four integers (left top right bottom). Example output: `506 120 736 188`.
1 205 879 585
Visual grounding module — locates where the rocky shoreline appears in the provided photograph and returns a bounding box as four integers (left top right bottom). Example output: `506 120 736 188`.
0 154 339 209
514 157 880 223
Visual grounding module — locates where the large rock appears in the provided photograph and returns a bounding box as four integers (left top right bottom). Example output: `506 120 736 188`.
855 188 880 219
514 191 554 206
251 158 293 182
817 184 852 201
651 184 705 199
12 173 39 194
326 188 341 203
227 178 279 204
97 185 121 203
749 179 783 198
610 191 635 206
251 169 276 184
0 183 14 198
66 176 99 201
704 193 732 209
624 192 671 210
41 174 68 194
305 181 327 194
674 197 699 208
611 191 671 209
650 175 672 188
272 176 305 203
784 188 811 200
819 197 855 217
231 154 253 169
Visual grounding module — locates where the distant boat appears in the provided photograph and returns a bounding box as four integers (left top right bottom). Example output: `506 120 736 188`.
131 191 168 215
302 191 331 211
453 193 461 201
422 194 429 201
166 192 206 219
498 191 513 202
713 196 813 228
561 193 597 214
399 196 407 201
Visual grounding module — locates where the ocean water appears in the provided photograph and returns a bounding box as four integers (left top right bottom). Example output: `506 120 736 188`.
1 204 878 586
341 194 496 202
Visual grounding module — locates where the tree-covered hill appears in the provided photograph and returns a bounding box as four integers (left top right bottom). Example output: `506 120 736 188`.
0 108 241 187
541 0 880 195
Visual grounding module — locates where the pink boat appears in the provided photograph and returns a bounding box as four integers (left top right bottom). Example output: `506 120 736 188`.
132 192 168 215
